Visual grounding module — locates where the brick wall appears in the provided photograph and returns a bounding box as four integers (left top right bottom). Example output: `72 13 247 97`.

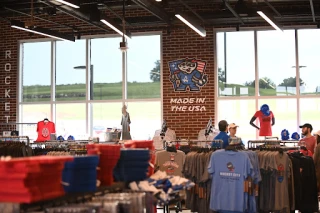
162 28 215 139
0 14 215 139
0 21 19 125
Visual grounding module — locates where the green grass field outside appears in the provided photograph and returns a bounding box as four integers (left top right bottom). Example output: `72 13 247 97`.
22 82 161 102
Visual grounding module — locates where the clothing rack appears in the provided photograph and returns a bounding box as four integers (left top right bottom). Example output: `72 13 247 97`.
247 140 282 149
247 139 300 149
0 136 30 145
281 140 300 146
32 140 91 146
31 141 90 156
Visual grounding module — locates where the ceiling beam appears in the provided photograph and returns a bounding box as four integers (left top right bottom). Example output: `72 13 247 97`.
263 0 282 18
4 7 77 31
41 0 110 32
131 0 171 24
309 0 316 22
178 0 206 23
222 0 244 25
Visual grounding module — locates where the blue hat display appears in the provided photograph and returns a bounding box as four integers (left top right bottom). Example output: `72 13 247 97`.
291 132 300 140
67 135 75 141
57 135 65 141
260 104 270 116
281 129 290 140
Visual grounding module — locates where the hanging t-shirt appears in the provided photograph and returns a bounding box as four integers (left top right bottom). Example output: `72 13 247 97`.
155 150 185 176
254 110 274 136
273 152 290 212
208 150 253 212
36 121 56 142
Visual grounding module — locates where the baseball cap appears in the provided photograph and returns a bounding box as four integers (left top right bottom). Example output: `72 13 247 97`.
299 123 313 132
313 130 320 136
228 123 239 129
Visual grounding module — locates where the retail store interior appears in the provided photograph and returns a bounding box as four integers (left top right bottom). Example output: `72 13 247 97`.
0 0 320 212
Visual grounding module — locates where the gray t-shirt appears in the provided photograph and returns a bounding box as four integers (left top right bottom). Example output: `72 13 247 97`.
155 150 185 177
274 152 290 212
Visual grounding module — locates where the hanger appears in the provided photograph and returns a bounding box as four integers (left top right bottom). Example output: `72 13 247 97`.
44 118 49 123
166 142 177 152
225 144 239 152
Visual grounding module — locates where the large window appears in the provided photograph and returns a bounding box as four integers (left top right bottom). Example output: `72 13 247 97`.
90 37 122 100
56 104 86 139
257 30 296 96
298 29 320 95
19 34 162 140
217 29 320 140
56 40 86 101
92 102 122 141
127 101 161 140
127 35 161 99
21 42 51 102
300 98 320 131
217 31 255 97
217 100 256 143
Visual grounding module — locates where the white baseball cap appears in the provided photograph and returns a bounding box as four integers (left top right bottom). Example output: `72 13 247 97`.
228 123 239 129
313 130 320 136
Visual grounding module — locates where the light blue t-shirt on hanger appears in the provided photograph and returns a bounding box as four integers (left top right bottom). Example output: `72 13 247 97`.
208 150 253 213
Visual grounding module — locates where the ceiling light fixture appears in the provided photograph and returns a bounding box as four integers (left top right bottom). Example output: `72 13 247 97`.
175 14 206 37
257 11 282 32
100 19 131 40
53 0 80 8
155 0 162 2
11 20 75 42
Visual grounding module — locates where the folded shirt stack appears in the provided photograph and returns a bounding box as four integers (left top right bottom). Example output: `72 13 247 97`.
0 156 73 203
62 155 99 193
113 149 150 182
129 171 195 205
86 144 121 186
123 140 155 177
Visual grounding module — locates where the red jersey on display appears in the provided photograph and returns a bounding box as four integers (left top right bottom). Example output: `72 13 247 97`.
254 110 274 136
36 121 56 142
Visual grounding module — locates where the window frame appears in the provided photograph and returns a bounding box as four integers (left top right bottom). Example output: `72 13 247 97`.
18 32 163 138
215 27 320 139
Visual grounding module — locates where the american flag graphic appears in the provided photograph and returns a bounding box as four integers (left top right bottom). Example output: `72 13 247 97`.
194 60 207 73
169 58 207 73
168 59 184 74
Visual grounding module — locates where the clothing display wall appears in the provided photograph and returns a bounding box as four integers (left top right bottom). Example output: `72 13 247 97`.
183 149 214 213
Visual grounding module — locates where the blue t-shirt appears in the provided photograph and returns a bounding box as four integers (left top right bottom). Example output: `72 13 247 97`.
208 150 253 212
212 132 229 148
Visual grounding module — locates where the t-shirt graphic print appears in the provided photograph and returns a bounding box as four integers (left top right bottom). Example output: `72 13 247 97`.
208 151 253 212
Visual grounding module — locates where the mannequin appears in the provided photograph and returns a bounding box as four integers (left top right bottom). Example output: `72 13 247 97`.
250 104 275 137
121 105 132 140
